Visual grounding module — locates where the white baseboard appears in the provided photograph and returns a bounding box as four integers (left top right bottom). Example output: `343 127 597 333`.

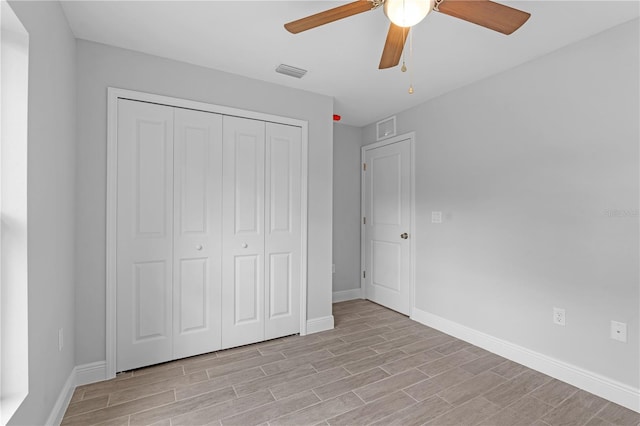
45 368 76 426
306 315 335 334
411 307 640 413
76 361 107 386
46 361 108 426
332 288 363 303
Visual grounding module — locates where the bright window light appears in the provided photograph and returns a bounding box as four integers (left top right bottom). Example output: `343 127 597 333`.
1 0 30 424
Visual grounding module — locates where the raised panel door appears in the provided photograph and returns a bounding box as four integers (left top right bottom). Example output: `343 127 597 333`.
364 139 411 315
221 116 266 348
172 108 223 359
116 99 174 371
264 123 301 339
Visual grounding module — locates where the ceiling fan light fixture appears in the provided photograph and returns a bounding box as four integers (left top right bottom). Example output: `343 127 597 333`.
383 0 435 28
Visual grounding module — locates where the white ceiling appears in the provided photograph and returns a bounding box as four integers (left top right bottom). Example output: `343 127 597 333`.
60 1 639 126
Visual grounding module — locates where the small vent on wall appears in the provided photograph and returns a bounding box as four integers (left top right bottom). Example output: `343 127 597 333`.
376 116 397 141
276 64 308 79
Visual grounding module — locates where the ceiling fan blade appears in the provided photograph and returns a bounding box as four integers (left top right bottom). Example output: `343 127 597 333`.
379 23 409 69
437 0 530 35
284 0 374 34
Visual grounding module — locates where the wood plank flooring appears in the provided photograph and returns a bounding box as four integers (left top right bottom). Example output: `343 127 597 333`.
63 300 640 426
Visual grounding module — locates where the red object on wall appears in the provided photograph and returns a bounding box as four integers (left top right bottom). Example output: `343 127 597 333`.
333 114 341 121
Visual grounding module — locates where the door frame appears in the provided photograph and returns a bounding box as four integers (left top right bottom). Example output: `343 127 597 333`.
360 132 416 316
106 87 309 378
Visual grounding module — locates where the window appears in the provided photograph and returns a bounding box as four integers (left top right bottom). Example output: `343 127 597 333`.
1 1 29 424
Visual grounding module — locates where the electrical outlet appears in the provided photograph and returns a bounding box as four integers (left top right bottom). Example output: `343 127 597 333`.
553 307 566 326
58 328 64 351
611 321 627 343
432 211 442 224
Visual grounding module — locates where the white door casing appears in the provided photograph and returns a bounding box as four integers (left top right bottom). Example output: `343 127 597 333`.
116 100 174 371
362 134 415 316
172 108 223 359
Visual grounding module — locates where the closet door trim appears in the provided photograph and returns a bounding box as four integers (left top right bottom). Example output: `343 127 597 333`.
106 87 309 379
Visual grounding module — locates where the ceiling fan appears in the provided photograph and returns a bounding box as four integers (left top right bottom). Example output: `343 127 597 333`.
284 0 531 70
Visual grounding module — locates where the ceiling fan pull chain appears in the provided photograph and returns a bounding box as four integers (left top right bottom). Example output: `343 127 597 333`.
401 26 408 72
410 30 415 94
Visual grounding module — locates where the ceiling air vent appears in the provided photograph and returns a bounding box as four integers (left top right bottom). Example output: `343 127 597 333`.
276 64 307 79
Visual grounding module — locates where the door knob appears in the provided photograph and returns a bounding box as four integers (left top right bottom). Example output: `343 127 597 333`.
400 233 409 239
195 244 203 251
241 243 248 248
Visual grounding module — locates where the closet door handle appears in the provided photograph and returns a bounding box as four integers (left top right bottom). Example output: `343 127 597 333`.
241 243 248 249
195 244 203 251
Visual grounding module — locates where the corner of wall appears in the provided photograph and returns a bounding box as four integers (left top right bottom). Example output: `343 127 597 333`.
333 288 363 303
306 316 335 334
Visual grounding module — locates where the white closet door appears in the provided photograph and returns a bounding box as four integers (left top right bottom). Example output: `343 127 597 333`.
117 100 174 371
264 123 301 339
172 108 223 359
221 116 266 348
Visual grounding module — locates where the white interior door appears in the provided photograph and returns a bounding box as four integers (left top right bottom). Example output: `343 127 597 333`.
109 89 308 376
172 108 223 359
264 123 301 339
221 116 266 348
115 97 304 370
117 100 174 371
364 138 412 315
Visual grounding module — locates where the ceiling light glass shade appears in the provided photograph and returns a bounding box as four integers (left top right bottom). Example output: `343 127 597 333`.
383 0 435 28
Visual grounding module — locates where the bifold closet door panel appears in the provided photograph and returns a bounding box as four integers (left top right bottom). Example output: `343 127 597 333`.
265 123 302 339
221 116 266 348
172 108 223 359
116 100 303 368
116 100 174 371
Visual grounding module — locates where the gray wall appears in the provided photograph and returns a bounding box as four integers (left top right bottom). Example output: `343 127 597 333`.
75 40 334 366
332 124 363 295
8 1 77 424
363 19 639 388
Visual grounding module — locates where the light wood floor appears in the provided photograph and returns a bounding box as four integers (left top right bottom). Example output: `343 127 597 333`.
63 300 640 426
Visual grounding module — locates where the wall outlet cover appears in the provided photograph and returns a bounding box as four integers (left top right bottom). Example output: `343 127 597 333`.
432 211 442 224
58 328 64 351
610 320 627 343
553 307 566 326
